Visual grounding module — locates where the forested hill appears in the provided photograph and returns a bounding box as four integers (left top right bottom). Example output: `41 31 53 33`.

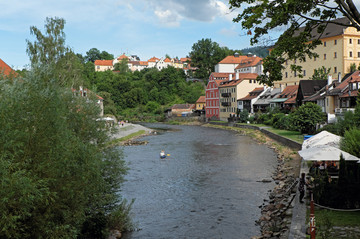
85 66 204 119
240 46 270 58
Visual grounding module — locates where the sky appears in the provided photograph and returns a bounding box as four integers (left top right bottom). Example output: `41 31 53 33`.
0 0 268 70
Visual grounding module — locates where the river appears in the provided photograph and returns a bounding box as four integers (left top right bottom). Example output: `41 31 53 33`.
121 123 277 239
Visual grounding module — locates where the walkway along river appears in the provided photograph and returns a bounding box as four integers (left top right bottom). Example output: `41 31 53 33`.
121 123 278 239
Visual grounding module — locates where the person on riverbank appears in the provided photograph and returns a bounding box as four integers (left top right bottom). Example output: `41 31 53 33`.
298 172 307 203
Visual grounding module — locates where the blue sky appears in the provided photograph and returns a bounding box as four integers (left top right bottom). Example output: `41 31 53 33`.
0 0 273 69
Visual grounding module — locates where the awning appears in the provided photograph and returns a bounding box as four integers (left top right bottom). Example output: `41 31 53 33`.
269 98 288 103
299 145 360 161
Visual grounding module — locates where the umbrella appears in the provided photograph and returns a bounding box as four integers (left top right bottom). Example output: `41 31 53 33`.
302 130 341 150
298 145 360 161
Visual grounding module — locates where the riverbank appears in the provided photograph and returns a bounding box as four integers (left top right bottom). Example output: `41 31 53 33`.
108 123 153 146
204 123 302 239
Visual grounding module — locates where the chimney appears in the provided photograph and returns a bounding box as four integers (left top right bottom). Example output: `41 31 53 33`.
327 74 332 85
236 72 239 80
338 72 341 83
229 74 233 81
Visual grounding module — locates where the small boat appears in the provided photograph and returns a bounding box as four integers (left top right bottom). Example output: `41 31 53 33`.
160 151 166 159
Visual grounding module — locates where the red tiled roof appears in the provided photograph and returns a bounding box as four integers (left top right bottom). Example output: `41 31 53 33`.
117 54 128 60
180 57 191 62
148 57 160 62
339 90 359 98
349 73 360 83
212 72 231 79
196 96 206 103
164 58 171 62
171 104 195 110
218 55 262 64
235 57 262 69
139 61 148 66
94 60 113 66
0 58 17 76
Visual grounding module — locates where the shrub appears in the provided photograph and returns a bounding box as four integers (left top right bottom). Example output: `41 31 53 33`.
290 103 325 134
238 109 249 123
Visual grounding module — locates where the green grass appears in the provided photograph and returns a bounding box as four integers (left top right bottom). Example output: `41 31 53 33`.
106 130 146 147
315 209 360 227
266 128 304 143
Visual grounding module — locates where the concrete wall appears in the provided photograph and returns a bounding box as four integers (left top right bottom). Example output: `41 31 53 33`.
209 122 302 150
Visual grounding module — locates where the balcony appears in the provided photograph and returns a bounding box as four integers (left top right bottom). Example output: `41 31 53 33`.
221 102 231 107
335 108 355 114
221 92 231 97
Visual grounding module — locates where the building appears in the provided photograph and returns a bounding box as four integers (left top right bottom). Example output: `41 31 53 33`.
170 104 195 116
72 87 104 117
253 88 281 113
296 80 327 106
218 73 262 121
205 72 230 119
276 17 360 88
94 60 114 72
238 87 265 113
195 96 206 111
269 85 299 110
215 52 263 73
0 58 17 78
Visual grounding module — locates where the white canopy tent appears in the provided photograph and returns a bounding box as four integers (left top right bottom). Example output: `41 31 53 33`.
299 131 360 162
299 145 360 161
302 130 341 150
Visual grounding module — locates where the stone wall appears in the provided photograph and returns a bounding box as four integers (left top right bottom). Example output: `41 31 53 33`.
210 122 302 150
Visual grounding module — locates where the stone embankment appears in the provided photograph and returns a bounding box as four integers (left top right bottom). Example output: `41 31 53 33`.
252 152 298 239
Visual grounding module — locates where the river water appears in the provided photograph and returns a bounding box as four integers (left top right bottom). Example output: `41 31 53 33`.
121 124 277 239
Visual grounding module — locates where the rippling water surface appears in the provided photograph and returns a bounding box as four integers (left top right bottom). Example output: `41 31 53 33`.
121 124 277 239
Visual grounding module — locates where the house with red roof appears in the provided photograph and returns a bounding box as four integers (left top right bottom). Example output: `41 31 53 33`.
238 87 265 113
94 60 114 72
195 96 206 111
218 73 263 121
215 52 263 74
269 85 299 110
205 72 230 119
0 58 17 78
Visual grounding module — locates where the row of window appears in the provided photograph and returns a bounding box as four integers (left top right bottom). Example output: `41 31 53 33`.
206 91 219 98
206 109 219 115
220 108 237 113
206 100 219 107
323 38 360 46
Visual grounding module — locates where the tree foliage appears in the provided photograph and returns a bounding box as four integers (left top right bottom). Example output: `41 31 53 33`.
1 17 132 238
229 0 360 86
85 48 114 63
310 66 331 81
290 103 325 134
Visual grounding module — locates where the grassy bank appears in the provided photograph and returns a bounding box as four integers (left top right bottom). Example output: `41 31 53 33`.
106 130 146 147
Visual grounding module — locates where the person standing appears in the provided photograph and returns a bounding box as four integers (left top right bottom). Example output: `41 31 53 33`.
298 172 306 203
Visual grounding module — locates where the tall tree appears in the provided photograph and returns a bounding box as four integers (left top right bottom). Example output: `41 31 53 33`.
189 38 233 80
26 17 82 87
229 0 360 86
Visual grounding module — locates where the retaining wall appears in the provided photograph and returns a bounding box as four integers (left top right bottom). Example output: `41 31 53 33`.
209 122 302 150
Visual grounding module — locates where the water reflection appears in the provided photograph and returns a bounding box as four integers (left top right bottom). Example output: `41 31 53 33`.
121 124 277 239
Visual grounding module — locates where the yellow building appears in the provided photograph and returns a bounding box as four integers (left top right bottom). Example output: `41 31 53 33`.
195 96 206 111
218 73 262 121
275 17 360 88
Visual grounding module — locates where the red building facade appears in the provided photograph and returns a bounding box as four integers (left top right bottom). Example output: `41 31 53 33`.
205 73 230 119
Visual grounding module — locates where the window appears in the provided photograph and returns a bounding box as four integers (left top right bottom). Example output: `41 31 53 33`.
334 67 337 73
334 52 337 58
358 39 360 44
314 56 317 61
349 39 352 44
249 80 252 83
324 54 327 60
350 51 353 57
334 39 337 45
303 70 306 76
294 71 297 77
358 52 360 58
285 72 288 78
324 41 327 47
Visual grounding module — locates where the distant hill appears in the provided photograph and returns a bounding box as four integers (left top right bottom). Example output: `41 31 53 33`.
240 46 270 58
